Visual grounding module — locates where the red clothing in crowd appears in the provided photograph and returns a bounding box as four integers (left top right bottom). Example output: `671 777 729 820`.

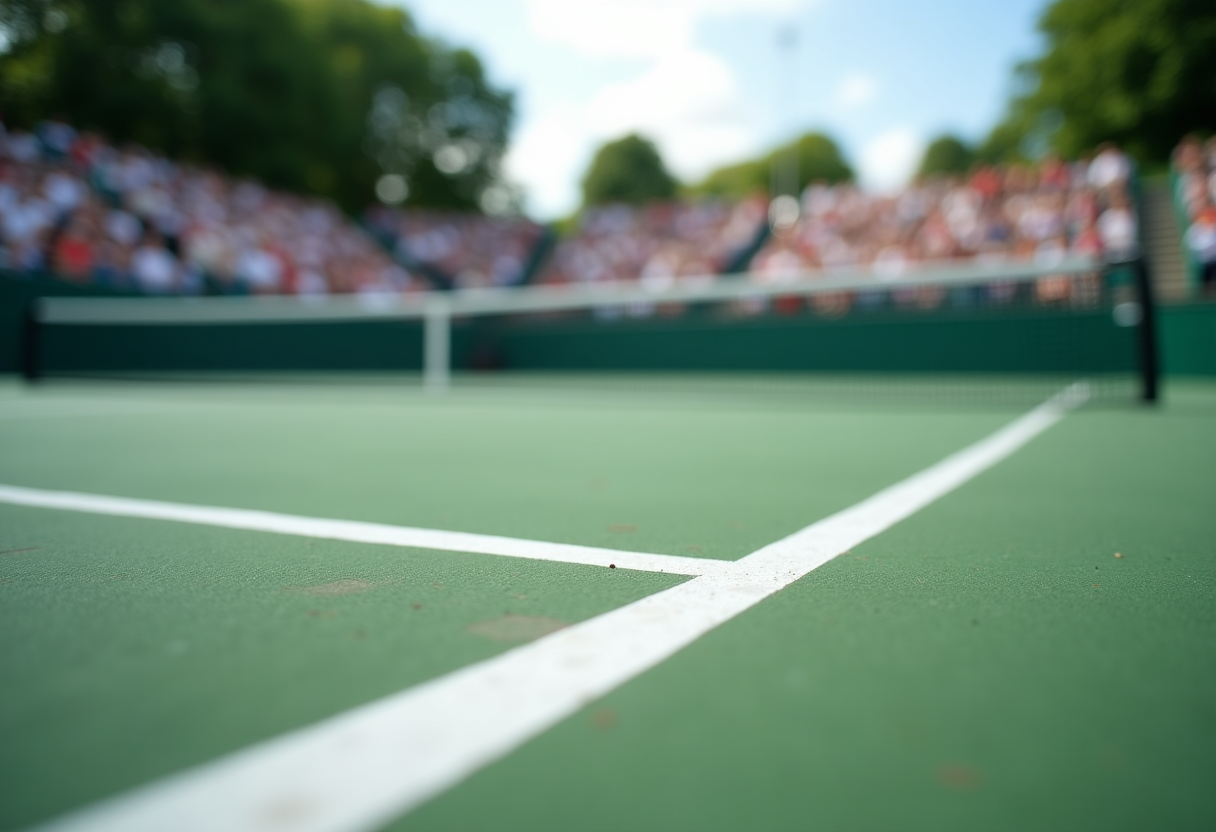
53 233 94 280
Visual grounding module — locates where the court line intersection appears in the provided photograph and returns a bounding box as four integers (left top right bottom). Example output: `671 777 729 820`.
7 384 1089 832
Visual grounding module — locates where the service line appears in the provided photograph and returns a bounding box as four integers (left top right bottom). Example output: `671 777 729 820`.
0 484 723 577
31 383 1088 832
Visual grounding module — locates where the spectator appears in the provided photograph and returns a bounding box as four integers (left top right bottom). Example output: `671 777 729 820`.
130 231 178 293
1087 142 1131 193
1184 204 1216 294
91 237 132 288
51 215 96 281
36 117 77 162
1096 191 1137 261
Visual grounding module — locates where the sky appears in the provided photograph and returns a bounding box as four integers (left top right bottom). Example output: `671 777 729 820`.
393 0 1049 219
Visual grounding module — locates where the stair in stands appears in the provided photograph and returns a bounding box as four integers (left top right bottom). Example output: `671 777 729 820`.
1140 179 1191 302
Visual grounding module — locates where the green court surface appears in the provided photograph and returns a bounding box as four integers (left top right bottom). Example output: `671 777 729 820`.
0 376 1213 831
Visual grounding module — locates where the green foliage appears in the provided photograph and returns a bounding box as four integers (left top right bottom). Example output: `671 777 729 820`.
983 0 1216 163
691 132 852 199
0 0 514 211
974 120 1030 165
580 134 677 207
916 135 974 178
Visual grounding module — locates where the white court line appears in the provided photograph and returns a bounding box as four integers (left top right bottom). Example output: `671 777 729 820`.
0 485 722 577
31 383 1088 832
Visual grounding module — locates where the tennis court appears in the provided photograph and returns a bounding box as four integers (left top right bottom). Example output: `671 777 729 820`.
1 372 1213 832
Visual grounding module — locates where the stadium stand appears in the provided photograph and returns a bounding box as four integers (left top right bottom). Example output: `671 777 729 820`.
745 145 1139 315
0 118 423 297
1 115 1156 312
1171 135 1216 294
534 197 769 289
363 206 549 290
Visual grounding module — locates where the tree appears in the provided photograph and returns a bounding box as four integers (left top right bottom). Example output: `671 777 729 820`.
296 0 513 210
983 0 1216 164
916 135 974 178
581 134 677 206
692 132 852 199
0 0 514 211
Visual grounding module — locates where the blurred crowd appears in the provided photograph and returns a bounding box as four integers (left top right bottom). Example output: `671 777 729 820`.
748 144 1138 312
0 118 419 296
536 198 768 288
1172 135 1216 293
364 206 546 290
524 146 1140 318
3 118 1161 313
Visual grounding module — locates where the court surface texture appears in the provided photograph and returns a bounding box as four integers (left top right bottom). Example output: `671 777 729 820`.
1 375 1213 832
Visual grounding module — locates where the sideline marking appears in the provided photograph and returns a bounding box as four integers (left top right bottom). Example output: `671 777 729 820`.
0 485 723 577
33 384 1088 832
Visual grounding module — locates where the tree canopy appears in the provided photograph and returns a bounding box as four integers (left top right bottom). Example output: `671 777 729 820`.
691 132 852 199
984 0 1216 164
0 0 514 211
580 133 677 207
916 135 974 178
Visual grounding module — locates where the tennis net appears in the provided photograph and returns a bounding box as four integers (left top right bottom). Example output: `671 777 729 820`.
20 256 1159 405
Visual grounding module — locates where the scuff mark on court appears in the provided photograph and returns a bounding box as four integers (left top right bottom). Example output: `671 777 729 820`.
466 614 568 643
936 764 982 791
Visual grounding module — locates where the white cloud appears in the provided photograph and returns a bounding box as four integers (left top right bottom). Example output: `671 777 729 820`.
503 106 593 218
585 49 755 180
525 0 811 58
834 72 878 109
512 0 823 215
505 49 760 217
858 127 923 191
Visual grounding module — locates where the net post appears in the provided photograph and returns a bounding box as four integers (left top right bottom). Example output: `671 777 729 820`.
20 300 42 383
424 296 451 393
1130 254 1160 403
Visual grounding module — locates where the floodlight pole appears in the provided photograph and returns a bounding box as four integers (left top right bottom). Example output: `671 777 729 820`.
424 296 451 393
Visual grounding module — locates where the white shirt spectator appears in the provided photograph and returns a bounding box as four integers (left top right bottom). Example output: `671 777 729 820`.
234 246 283 291
1185 216 1216 263
2 197 54 245
1097 206 1137 259
131 242 179 292
43 172 86 216
1088 146 1131 191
